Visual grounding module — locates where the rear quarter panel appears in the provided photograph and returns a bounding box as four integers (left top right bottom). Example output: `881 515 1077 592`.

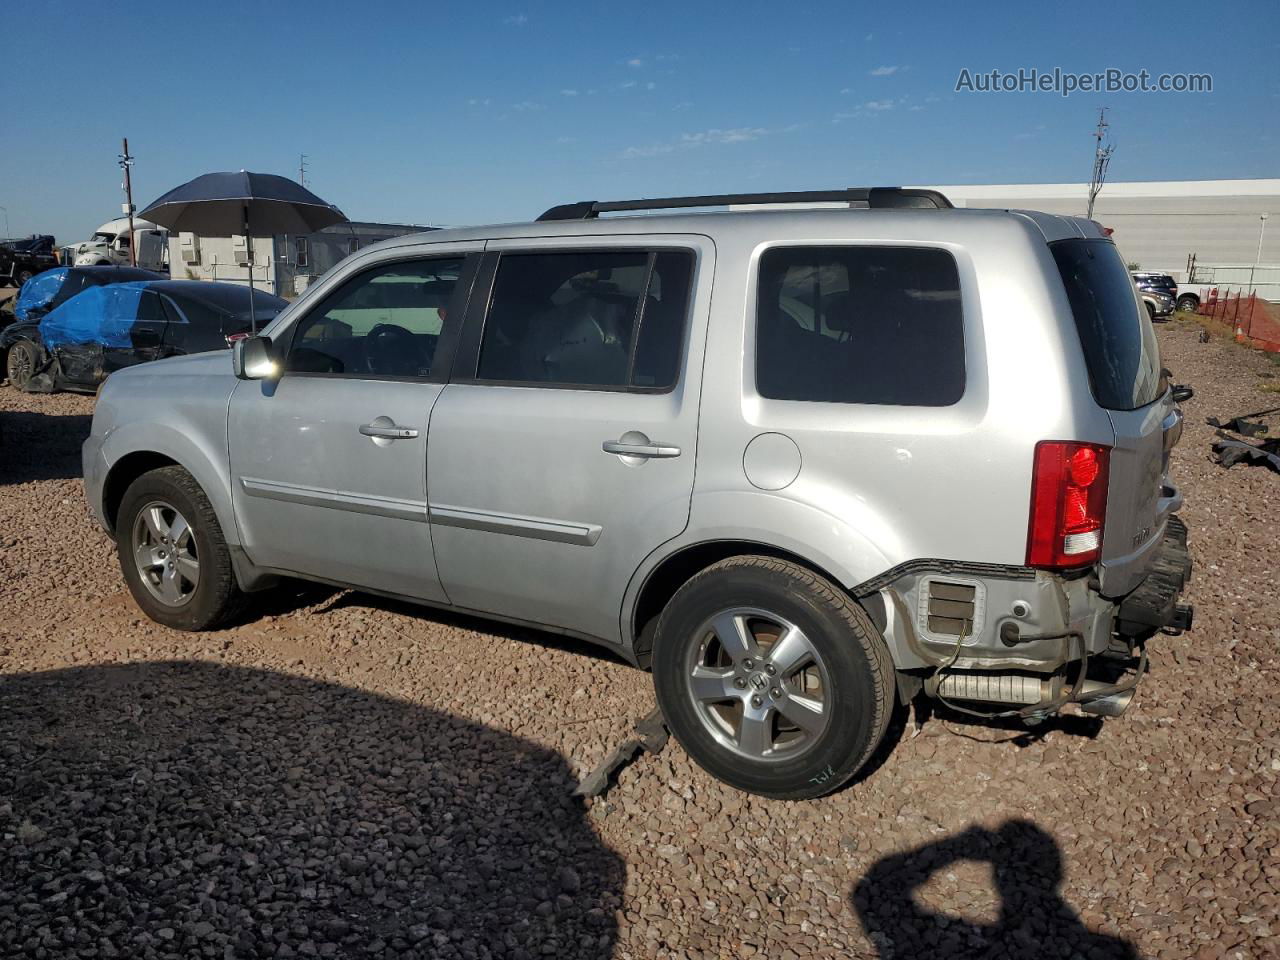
664 211 1116 593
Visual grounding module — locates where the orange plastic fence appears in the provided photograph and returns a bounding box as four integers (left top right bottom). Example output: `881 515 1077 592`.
1198 289 1280 353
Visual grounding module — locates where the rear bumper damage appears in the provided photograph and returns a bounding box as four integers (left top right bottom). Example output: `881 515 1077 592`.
872 515 1192 720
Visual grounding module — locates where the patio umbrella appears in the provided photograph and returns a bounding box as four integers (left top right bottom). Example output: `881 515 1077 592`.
140 171 347 331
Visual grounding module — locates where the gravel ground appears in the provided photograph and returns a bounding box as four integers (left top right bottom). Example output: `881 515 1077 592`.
1 318 1278 960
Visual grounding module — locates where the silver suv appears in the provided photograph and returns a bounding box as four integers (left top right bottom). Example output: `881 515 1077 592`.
84 188 1193 799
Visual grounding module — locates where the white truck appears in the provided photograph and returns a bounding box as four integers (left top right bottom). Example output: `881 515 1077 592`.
67 217 169 272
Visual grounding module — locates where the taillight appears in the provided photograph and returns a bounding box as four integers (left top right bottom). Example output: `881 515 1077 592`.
1026 441 1111 569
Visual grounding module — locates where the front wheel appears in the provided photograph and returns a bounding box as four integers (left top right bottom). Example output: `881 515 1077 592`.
1176 294 1199 314
15 269 33 286
652 556 894 799
116 466 245 630
6 340 40 390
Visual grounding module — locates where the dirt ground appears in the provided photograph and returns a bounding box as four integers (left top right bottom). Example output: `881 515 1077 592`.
1 318 1277 960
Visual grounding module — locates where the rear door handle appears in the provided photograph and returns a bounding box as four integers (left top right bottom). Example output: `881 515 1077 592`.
602 439 681 459
360 421 419 440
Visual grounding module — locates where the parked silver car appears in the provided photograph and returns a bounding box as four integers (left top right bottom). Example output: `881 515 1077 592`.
84 188 1193 798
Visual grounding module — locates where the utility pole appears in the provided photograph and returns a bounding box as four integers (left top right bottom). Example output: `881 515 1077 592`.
1249 214 1268 294
119 138 137 266
1086 108 1115 220
299 153 310 188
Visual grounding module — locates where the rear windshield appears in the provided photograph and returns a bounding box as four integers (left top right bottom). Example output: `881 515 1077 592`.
1052 239 1162 411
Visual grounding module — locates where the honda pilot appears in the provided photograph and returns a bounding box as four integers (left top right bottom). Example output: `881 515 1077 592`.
83 188 1192 798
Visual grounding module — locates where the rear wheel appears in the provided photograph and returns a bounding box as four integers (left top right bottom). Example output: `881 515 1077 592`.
1176 294 1199 314
6 340 39 390
116 466 245 630
652 556 894 799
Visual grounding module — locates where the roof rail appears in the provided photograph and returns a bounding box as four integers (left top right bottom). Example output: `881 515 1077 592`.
535 187 953 221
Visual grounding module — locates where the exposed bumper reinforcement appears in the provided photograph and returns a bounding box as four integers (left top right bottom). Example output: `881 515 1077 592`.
1115 514 1193 636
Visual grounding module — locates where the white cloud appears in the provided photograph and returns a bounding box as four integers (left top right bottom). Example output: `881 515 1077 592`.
560 89 578 96
673 100 693 111
621 81 637 89
840 87 853 95
622 125 783 159
556 136 577 144
869 65 899 77
682 127 767 144
627 57 643 67
512 101 544 111
864 99 894 111
909 104 925 112
621 143 678 159
503 13 527 25
467 98 492 107
646 81 656 90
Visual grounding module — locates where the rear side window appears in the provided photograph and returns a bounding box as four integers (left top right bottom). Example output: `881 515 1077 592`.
755 246 965 405
1052 239 1162 411
477 249 693 390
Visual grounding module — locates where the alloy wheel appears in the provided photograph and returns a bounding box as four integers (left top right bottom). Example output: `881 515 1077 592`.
684 607 832 761
131 500 200 607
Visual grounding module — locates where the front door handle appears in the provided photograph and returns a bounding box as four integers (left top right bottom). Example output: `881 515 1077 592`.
602 433 681 459
360 419 419 441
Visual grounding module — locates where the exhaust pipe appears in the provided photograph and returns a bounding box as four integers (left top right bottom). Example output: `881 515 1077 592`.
1074 679 1136 717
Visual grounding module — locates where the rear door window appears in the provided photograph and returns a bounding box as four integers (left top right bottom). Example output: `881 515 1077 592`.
476 249 693 390
1052 239 1162 411
755 245 965 405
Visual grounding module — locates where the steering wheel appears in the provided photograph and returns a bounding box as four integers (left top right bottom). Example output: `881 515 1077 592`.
365 323 418 375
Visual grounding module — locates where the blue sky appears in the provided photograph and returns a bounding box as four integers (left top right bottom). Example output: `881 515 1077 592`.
3 0 1276 242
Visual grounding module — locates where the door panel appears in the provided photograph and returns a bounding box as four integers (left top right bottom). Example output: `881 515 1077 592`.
426 237 712 644
229 376 446 600
427 385 697 640
227 248 479 601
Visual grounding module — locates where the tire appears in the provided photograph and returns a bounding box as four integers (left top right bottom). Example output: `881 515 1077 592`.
1176 294 1198 314
116 465 245 631
652 556 894 799
15 269 33 286
6 340 39 390
1144 301 1156 321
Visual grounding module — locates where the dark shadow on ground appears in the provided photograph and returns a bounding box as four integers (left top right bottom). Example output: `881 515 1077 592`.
244 582 635 667
853 820 1138 959
0 411 92 484
915 697 1105 745
0 662 626 958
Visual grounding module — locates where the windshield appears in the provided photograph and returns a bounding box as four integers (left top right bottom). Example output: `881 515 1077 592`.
1053 239 1163 411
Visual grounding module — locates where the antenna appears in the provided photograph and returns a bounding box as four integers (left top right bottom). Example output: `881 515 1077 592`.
299 153 310 188
1086 108 1115 220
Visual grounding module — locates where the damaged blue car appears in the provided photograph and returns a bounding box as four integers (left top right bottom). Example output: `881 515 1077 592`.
2 280 287 393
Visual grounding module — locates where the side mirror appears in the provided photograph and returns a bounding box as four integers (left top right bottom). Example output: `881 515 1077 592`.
232 336 280 381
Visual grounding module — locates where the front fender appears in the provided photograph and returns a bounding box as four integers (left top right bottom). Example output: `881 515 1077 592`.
99 419 236 547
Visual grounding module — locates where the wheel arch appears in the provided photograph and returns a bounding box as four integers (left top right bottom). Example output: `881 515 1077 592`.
99 420 238 545
627 539 875 668
101 450 182 534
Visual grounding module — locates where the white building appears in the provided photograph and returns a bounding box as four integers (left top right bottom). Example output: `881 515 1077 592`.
923 179 1279 297
170 221 430 298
